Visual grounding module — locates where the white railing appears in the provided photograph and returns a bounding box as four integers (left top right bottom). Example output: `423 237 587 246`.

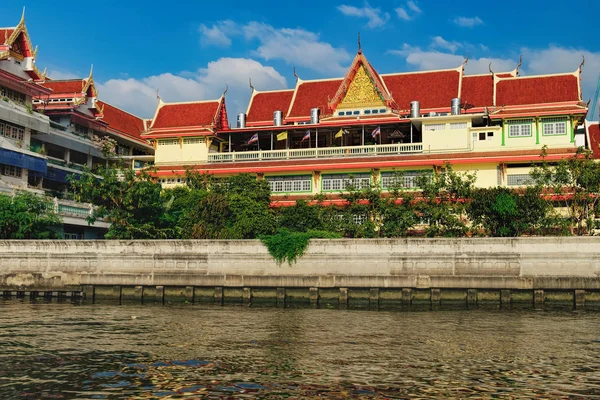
207 143 423 163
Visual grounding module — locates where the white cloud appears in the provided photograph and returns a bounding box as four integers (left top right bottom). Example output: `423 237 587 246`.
97 58 288 120
47 69 79 80
431 36 461 53
395 1 422 21
452 16 484 28
337 3 390 28
198 20 237 47
242 22 350 75
406 1 422 14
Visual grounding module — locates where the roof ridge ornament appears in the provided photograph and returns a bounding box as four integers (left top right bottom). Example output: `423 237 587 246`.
20 7 25 26
222 84 228 97
462 54 469 66
579 55 585 72
516 55 523 76
358 32 362 54
488 62 494 76
249 77 255 92
293 66 299 82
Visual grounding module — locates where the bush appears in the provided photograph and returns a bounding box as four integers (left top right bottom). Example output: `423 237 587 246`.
261 229 341 265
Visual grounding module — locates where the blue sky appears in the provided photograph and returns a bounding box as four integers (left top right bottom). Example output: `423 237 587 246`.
2 0 600 119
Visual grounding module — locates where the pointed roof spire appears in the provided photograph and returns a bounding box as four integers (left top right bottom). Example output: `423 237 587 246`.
358 32 362 54
249 77 255 92
579 55 585 72
88 64 94 79
222 84 228 97
19 7 25 26
516 55 523 76
488 62 494 75
293 66 299 82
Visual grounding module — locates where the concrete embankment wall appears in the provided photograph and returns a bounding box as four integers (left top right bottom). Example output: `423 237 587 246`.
1 238 600 307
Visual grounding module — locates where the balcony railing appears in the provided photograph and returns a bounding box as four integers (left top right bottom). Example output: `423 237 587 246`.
208 143 423 163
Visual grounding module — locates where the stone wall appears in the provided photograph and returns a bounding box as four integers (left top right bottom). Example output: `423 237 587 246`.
1 237 599 291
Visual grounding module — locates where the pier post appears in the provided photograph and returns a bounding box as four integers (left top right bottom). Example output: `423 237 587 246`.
134 286 143 303
431 288 441 307
534 290 544 308
309 287 319 307
500 290 511 307
467 289 477 308
276 288 286 307
156 286 165 304
185 286 195 304
243 288 252 305
369 288 380 308
214 287 224 305
574 290 585 309
83 285 95 303
339 288 348 309
112 286 122 303
402 288 412 307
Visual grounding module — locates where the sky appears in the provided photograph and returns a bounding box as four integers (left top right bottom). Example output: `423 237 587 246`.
2 1 600 120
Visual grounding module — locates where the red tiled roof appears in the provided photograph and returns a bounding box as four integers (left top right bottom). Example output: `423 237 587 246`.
247 90 294 123
383 70 461 110
496 74 580 106
496 73 515 78
97 100 146 143
461 75 494 108
152 101 220 129
587 123 600 158
287 79 342 118
40 79 86 94
491 104 586 118
0 28 15 44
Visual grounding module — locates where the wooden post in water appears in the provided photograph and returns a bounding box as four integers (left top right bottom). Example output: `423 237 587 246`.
214 287 224 305
112 286 122 303
369 288 380 309
431 288 441 307
243 288 252 305
339 288 348 309
402 288 412 307
309 287 319 307
575 290 586 309
276 288 286 307
156 286 165 304
534 290 545 308
185 286 194 304
467 289 477 308
500 290 511 307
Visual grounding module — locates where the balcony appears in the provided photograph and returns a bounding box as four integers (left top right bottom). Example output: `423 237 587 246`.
208 143 423 163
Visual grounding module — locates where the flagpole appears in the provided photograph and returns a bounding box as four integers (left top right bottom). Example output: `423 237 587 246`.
271 132 273 151
316 128 318 149
362 125 364 146
228 133 231 153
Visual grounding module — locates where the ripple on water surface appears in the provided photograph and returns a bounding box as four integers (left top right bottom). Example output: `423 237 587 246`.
0 300 600 398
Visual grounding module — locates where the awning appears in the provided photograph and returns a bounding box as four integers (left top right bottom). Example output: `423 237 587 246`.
30 166 80 184
0 147 47 173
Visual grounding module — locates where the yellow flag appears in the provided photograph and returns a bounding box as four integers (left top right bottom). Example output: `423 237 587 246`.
335 128 344 138
277 131 288 141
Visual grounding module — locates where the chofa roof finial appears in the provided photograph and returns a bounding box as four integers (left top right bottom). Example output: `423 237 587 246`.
293 66 299 82
20 7 25 25
358 32 362 54
516 55 523 76
249 77 255 91
222 84 228 97
488 62 494 75
579 55 585 72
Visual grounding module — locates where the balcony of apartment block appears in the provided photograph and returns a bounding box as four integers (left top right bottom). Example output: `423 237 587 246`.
52 198 109 229
0 97 51 134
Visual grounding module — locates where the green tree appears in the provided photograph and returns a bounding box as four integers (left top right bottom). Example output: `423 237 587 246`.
276 199 324 232
69 167 177 239
531 147 600 235
416 164 475 237
0 192 61 239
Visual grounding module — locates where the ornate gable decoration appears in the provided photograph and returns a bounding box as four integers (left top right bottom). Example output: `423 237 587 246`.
328 51 397 112
336 65 386 110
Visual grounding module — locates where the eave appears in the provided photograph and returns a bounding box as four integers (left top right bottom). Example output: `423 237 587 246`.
0 69 52 96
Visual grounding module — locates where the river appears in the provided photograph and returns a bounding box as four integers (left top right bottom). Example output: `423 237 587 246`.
0 300 599 399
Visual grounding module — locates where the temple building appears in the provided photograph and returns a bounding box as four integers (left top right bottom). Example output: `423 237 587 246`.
144 46 590 203
1 11 154 238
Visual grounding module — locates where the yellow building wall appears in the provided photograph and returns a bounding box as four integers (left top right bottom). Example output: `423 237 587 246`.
453 162 499 188
421 120 471 153
155 138 209 165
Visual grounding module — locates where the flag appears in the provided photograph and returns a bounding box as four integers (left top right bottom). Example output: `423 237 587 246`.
248 133 259 144
277 131 288 141
335 128 344 138
371 126 381 138
301 130 310 142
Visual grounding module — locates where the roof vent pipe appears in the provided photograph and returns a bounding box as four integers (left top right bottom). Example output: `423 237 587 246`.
274 110 283 126
451 98 461 115
237 113 246 128
410 101 420 118
310 108 320 124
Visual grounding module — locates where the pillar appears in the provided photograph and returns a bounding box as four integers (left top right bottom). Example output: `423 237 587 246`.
214 287 223 305
339 288 348 308
276 288 286 307
185 286 194 303
309 287 319 307
402 288 412 306
500 290 511 307
431 288 441 305
83 285 95 303
112 286 122 302
134 286 143 303
156 286 165 304
369 288 380 308
467 289 477 307
243 288 252 305
534 290 544 307
575 290 585 309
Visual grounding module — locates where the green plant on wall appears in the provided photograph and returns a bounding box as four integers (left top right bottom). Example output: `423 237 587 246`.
261 229 341 265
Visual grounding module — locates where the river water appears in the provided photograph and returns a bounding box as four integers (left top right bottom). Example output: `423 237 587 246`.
1 301 599 399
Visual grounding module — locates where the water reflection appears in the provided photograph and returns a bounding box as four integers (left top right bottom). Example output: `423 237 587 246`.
0 300 599 398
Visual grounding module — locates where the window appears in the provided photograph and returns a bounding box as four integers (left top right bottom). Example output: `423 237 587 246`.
353 111 360 115
322 173 370 191
0 120 24 141
542 117 568 136
507 174 534 186
158 139 179 146
381 171 430 189
372 109 379 114
506 119 533 138
183 138 205 144
352 214 367 225
0 85 26 103
364 110 371 115
266 175 311 193
379 109 386 113
449 122 467 130
487 132 494 138
338 112 344 116
423 123 446 131
1 164 22 178
74 124 88 135
345 111 352 116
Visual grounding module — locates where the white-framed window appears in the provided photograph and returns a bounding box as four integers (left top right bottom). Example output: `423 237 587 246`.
423 123 446 131
381 171 430 189
158 139 179 146
267 175 311 193
1 164 22 178
542 117 568 136
183 137 205 144
0 85 26 103
449 122 467 130
506 119 533 138
322 173 370 191
0 120 24 141
473 131 495 141
352 214 367 225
